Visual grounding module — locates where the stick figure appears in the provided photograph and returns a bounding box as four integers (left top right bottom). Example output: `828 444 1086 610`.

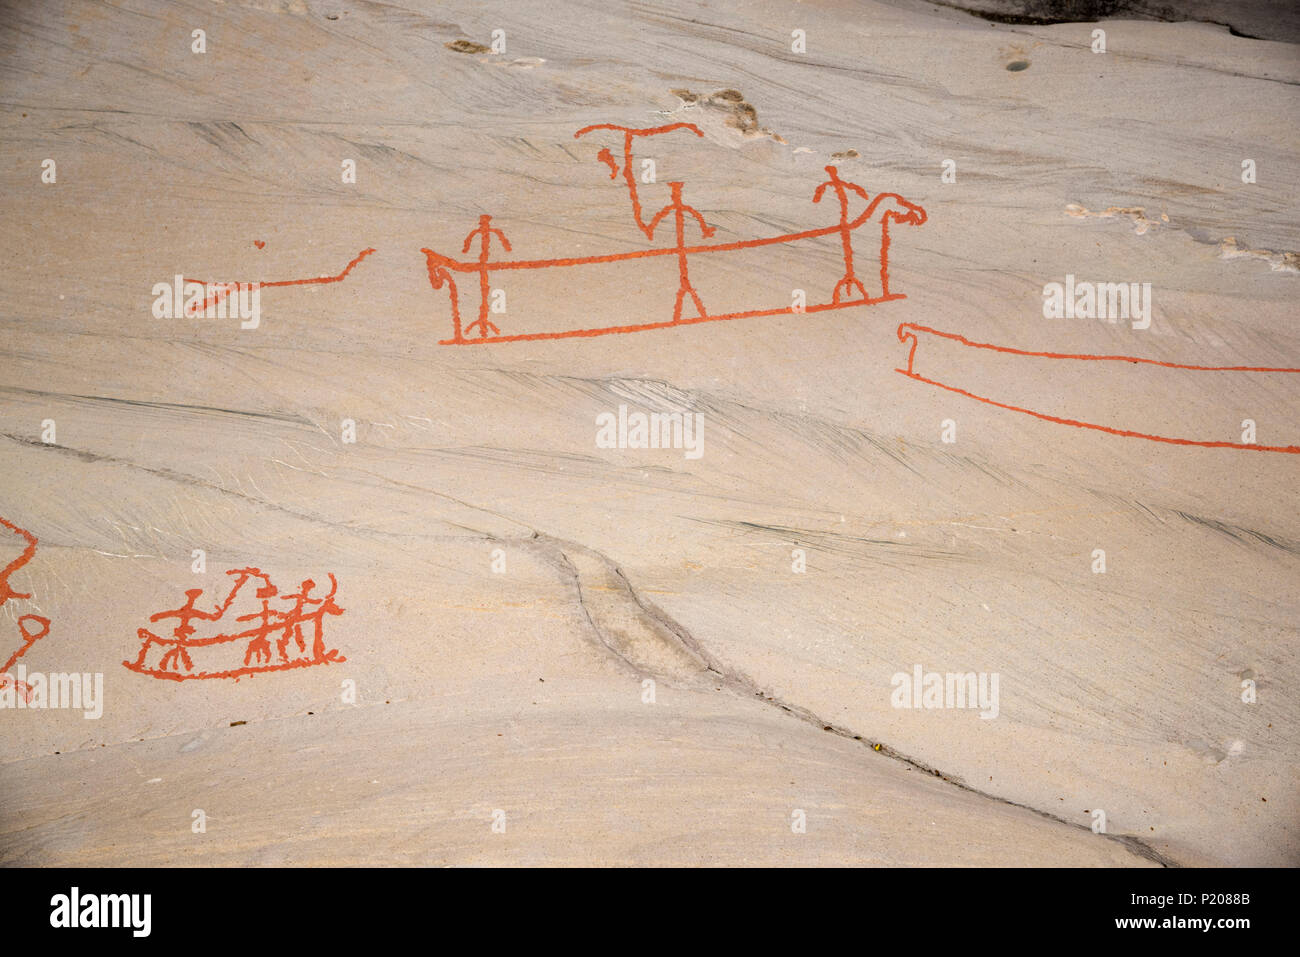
462 215 512 338
148 588 222 672
813 165 871 304
236 580 282 665
648 182 715 322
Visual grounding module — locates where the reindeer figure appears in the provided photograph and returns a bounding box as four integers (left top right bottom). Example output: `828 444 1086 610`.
648 182 716 322
462 215 512 338
863 193 927 299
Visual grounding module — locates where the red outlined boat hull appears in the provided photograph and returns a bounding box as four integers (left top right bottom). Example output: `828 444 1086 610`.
895 323 1300 454
423 124 926 344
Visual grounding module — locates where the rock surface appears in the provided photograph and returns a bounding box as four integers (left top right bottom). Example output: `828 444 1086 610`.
0 0 1295 866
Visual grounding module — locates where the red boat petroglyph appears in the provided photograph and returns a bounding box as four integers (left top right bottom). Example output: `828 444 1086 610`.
896 323 1300 453
124 567 345 681
421 122 927 344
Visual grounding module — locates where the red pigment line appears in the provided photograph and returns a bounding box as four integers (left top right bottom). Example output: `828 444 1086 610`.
574 122 706 138
186 247 377 289
422 199 912 274
184 247 378 314
121 652 344 683
897 323 1300 374
424 226 847 272
439 295 903 345
0 516 38 605
134 624 298 649
895 369 1300 454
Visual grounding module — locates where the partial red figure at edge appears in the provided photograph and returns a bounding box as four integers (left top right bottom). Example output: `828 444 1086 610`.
0 516 51 703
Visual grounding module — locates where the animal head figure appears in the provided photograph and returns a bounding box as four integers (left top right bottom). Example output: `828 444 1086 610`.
872 193 927 227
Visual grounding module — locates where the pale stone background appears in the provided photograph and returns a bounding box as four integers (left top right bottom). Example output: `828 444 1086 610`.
0 0 1295 865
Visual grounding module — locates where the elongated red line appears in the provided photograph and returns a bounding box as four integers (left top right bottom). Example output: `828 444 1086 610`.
896 369 1300 454
422 218 875 275
120 653 344 682
440 295 903 344
183 247 378 317
183 247 377 316
186 246 376 288
573 122 706 139
897 323 1300 374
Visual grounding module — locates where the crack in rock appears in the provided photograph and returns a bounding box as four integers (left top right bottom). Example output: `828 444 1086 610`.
525 530 1179 867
